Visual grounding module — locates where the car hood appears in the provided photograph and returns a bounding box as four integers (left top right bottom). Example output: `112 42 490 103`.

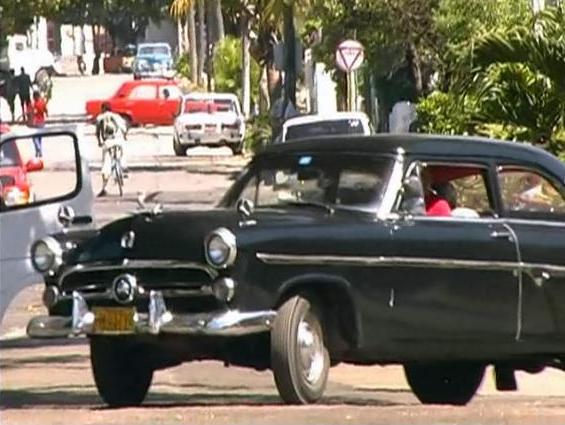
136 54 171 63
176 112 240 126
68 207 343 265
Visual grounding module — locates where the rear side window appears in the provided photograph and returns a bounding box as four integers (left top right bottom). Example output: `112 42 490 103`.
498 167 565 217
285 119 366 141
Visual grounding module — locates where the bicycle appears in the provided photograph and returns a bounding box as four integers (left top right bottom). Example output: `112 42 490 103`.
108 144 124 197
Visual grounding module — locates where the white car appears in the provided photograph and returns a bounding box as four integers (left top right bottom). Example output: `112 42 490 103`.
173 93 245 155
280 112 372 143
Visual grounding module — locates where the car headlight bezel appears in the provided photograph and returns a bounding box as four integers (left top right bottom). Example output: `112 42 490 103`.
204 227 237 269
31 237 63 274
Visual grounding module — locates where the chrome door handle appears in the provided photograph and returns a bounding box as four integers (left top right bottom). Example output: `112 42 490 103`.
490 230 513 241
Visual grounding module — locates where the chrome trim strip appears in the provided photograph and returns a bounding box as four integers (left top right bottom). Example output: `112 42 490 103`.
58 259 218 286
58 287 213 301
255 253 565 276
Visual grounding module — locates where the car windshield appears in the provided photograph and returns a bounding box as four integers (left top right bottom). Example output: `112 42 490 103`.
0 140 21 167
221 154 394 211
183 99 236 114
138 45 170 56
285 118 366 141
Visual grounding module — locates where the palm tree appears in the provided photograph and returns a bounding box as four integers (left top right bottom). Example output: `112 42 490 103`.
472 6 565 148
170 0 199 84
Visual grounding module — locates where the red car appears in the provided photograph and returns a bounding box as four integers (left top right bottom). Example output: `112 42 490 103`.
0 127 43 206
85 79 182 126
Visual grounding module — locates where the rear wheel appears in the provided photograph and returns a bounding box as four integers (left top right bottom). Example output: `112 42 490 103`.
271 295 330 404
404 363 485 405
173 135 186 156
90 337 153 407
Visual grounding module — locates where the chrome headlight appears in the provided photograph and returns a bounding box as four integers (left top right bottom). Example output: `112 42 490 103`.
31 237 63 273
205 228 237 269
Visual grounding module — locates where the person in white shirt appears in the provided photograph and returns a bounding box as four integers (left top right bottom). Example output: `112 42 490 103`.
95 103 128 197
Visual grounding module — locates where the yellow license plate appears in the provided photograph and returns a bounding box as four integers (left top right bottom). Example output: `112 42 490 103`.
93 307 135 333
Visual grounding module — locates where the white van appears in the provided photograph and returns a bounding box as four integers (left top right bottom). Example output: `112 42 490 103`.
280 112 372 143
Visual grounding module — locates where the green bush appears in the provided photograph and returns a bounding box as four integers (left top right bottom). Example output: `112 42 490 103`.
213 36 260 102
244 114 272 154
176 53 191 80
415 91 477 135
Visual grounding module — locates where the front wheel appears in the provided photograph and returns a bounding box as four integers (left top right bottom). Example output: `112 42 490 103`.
90 337 153 407
271 295 330 404
404 363 485 405
173 135 186 156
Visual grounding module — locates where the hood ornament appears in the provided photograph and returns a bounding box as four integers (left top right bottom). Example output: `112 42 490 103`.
236 198 254 218
121 230 136 249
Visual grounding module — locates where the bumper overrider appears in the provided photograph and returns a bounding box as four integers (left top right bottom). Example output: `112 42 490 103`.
27 289 276 338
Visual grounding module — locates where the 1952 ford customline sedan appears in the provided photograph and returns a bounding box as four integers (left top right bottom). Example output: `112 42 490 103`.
27 135 565 407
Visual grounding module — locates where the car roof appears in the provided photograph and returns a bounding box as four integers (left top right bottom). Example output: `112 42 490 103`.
260 133 565 175
121 79 176 88
283 112 370 128
138 42 170 47
184 92 238 101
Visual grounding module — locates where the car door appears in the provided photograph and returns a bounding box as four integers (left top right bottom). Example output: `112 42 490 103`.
381 160 521 343
0 128 93 322
496 164 565 340
157 84 182 125
124 83 158 124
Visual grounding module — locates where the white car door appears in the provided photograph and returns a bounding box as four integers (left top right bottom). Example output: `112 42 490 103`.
0 128 93 322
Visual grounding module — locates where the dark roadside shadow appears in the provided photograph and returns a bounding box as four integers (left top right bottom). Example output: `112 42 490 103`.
0 337 87 350
0 387 404 410
0 353 88 370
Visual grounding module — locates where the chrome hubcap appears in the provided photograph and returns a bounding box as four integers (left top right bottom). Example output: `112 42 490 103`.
297 316 324 384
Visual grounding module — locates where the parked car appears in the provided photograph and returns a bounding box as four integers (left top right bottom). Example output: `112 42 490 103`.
86 80 183 126
133 42 174 80
279 112 372 143
121 44 137 73
26 134 565 407
0 137 44 206
173 92 245 156
0 34 62 83
0 127 94 323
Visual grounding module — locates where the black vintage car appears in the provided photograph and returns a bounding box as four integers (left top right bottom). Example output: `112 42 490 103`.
27 135 565 407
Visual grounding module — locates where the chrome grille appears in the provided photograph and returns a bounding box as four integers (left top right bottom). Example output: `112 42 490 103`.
0 175 15 186
59 260 216 295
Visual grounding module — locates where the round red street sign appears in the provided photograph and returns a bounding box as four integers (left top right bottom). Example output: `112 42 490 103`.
336 39 365 73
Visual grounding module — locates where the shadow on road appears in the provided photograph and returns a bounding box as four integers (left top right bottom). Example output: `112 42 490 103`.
0 387 404 410
0 337 87 350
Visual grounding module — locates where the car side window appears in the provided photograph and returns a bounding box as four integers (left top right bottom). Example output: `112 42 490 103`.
498 167 565 217
161 86 182 99
128 85 157 99
397 163 494 218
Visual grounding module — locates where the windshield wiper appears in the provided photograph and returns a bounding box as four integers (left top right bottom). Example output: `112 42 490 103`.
280 200 335 215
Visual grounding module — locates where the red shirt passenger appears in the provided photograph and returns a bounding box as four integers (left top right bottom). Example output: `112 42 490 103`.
425 194 452 216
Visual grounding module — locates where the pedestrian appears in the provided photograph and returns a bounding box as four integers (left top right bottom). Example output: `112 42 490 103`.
16 67 32 120
5 69 16 123
30 90 48 158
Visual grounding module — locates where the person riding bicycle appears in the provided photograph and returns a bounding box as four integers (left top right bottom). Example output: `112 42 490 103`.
96 103 127 197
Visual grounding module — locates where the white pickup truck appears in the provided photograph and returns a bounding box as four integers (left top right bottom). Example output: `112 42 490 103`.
0 35 61 83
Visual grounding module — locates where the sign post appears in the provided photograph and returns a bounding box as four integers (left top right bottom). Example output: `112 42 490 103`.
336 40 364 111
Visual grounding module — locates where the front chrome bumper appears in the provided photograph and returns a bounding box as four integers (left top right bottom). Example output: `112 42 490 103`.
27 290 276 338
